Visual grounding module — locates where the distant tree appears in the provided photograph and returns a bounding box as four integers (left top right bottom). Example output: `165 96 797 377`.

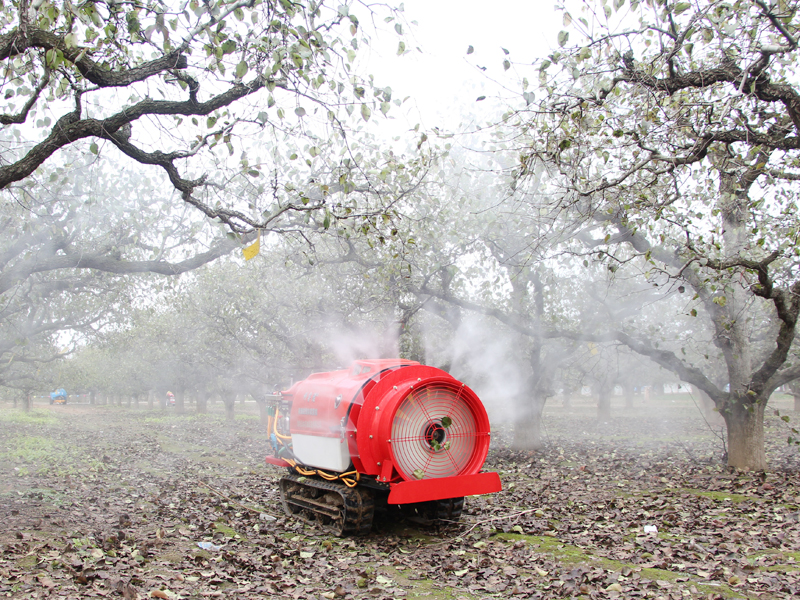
0 154 245 392
499 0 800 470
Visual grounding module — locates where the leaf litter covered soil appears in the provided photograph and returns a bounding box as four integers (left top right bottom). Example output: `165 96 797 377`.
0 397 798 600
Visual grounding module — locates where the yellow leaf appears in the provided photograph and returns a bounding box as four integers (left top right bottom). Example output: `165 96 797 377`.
243 235 260 260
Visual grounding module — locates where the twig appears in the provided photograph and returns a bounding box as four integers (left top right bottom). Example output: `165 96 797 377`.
462 508 541 535
671 436 701 464
196 480 282 520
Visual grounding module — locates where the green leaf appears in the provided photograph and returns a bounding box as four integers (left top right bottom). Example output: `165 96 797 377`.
89 142 99 155
235 60 248 79
673 2 691 15
45 49 59 68
558 31 569 47
467 45 474 54
441 416 452 428
503 59 511 71
295 106 306 117
360 104 371 122
397 41 406 55
412 469 425 480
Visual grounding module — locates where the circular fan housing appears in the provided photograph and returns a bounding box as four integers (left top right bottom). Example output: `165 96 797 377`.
356 366 490 482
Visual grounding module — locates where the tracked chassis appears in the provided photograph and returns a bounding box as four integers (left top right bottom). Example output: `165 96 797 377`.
279 473 375 536
278 472 465 535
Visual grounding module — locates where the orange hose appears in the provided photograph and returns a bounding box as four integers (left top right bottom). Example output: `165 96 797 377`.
285 459 360 488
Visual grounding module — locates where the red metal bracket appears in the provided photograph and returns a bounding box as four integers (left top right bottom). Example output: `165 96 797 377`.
387 471 502 504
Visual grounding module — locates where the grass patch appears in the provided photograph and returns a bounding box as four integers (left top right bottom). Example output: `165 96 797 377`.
213 522 243 540
2 435 59 464
680 488 756 503
492 533 746 598
0 409 57 425
0 434 106 477
378 565 478 600
494 532 615 566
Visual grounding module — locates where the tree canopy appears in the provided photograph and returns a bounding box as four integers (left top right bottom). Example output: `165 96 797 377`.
0 0 414 234
488 0 800 469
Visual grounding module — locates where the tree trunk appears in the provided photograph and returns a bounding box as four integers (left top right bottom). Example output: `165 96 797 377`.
196 390 209 414
224 394 236 421
256 397 269 426
793 392 800 413
597 384 611 421
90 390 96 405
147 390 154 409
724 399 767 471
176 388 186 415
624 383 634 410
511 393 546 451
22 393 32 412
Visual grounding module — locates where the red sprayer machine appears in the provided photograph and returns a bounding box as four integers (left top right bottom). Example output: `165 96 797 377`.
265 359 502 535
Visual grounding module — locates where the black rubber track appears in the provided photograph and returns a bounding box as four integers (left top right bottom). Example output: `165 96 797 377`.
279 473 375 536
435 496 464 521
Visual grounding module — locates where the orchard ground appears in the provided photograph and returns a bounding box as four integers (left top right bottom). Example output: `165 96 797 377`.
0 393 798 600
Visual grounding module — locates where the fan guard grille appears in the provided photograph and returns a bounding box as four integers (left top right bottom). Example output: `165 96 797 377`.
390 384 482 480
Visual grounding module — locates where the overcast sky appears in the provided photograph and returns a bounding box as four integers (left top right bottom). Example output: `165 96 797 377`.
360 0 563 132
